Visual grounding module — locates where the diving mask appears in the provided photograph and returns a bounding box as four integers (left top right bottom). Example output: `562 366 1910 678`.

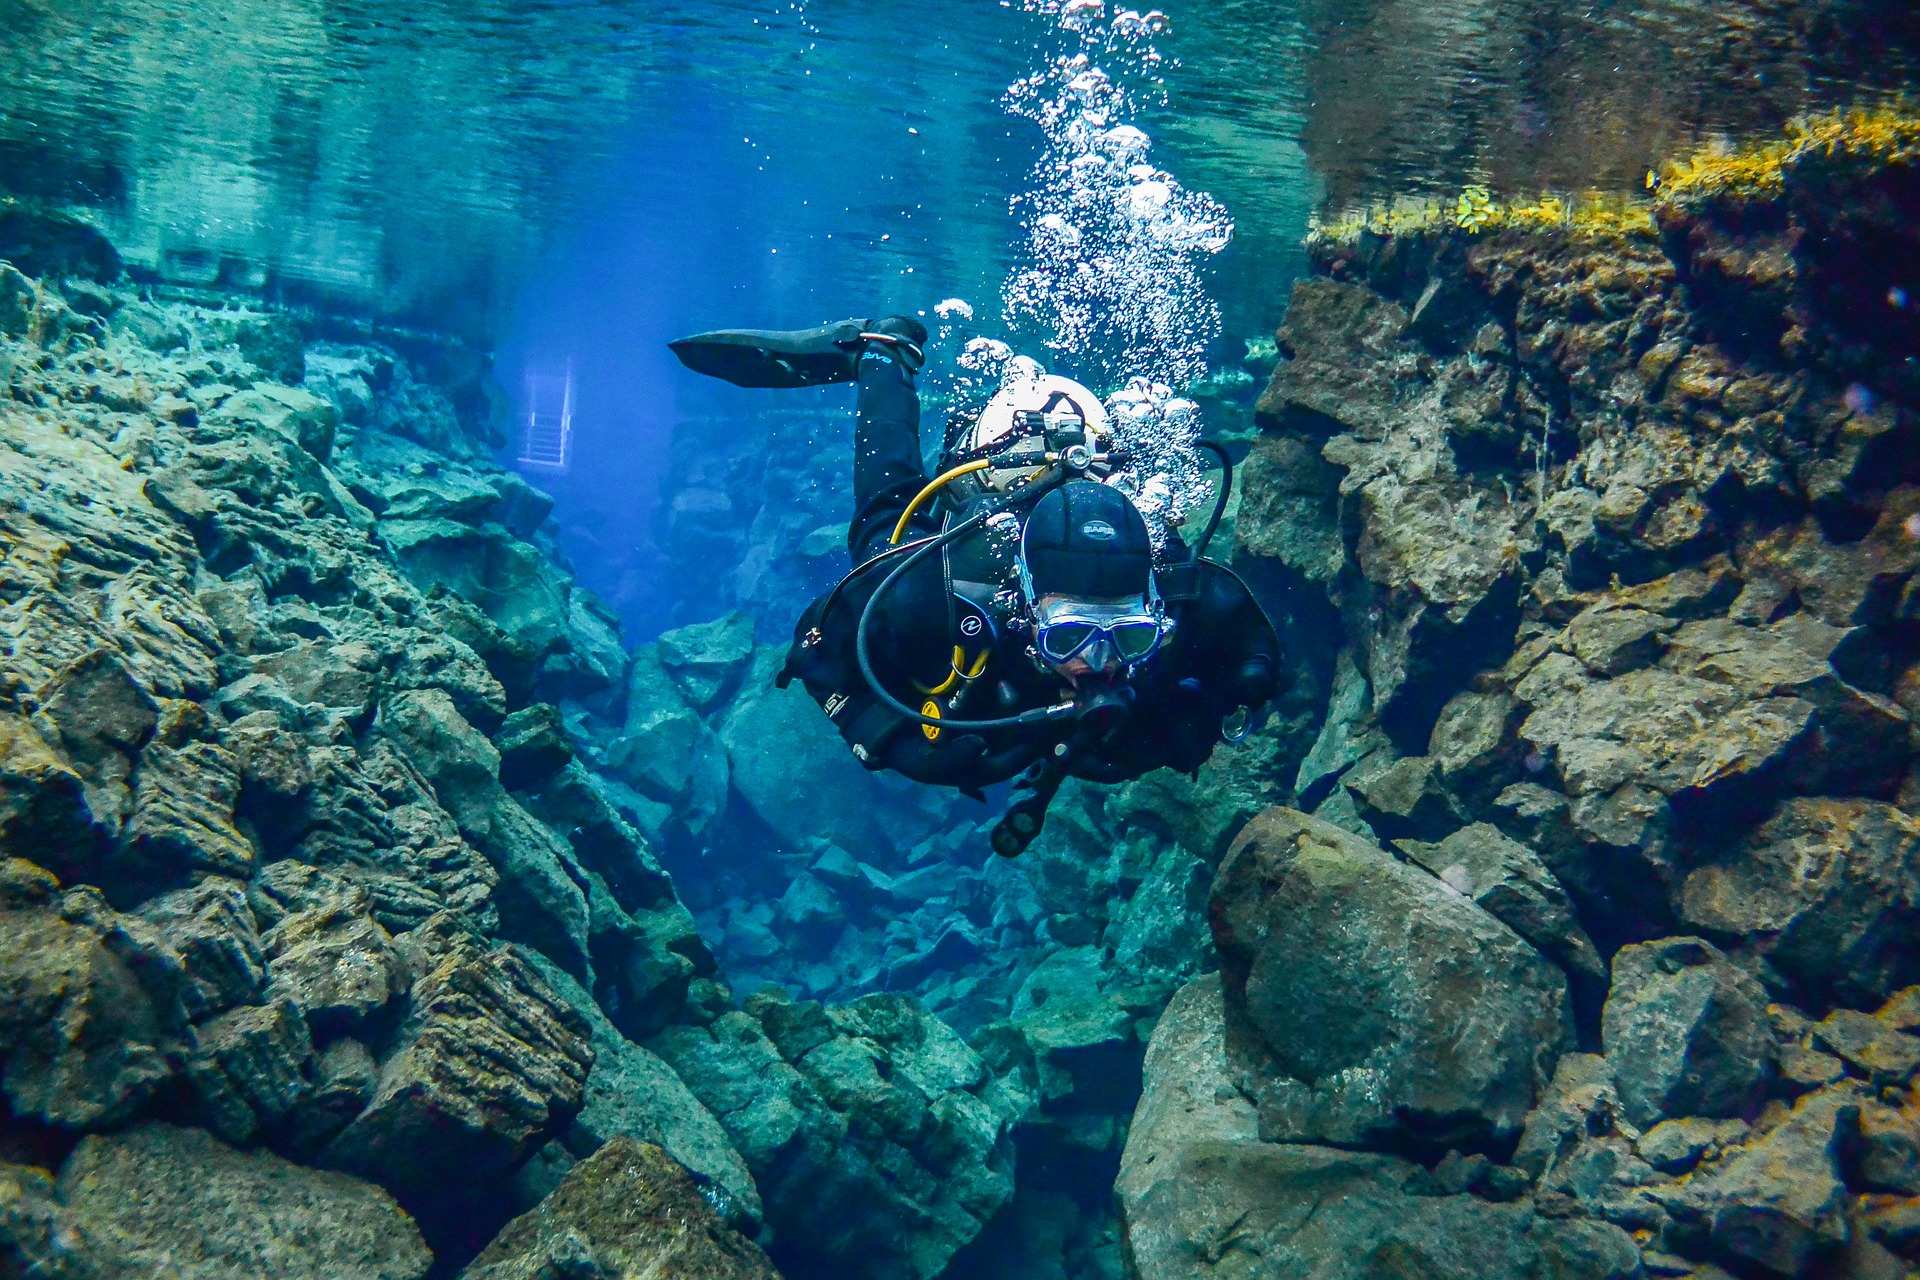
1032 596 1170 667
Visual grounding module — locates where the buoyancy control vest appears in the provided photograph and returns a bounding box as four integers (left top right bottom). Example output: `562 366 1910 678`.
777 502 1062 794
776 441 1283 859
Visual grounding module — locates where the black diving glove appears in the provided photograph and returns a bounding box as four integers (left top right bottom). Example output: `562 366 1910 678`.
990 749 1070 858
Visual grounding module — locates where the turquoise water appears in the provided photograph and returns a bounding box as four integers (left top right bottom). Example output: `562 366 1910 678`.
2 4 1919 1279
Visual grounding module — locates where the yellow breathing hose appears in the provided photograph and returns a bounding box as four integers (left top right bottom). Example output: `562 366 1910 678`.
890 459 991 545
917 646 991 696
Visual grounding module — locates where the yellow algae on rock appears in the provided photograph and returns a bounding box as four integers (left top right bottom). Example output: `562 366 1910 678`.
1307 105 1920 250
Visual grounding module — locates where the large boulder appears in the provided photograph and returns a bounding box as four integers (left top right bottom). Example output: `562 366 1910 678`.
461 1138 778 1280
1600 937 1774 1129
1117 974 1640 1280
1210 808 1573 1152
55 1122 431 1280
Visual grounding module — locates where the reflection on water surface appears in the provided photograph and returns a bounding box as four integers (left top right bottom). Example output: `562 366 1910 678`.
0 0 1911 343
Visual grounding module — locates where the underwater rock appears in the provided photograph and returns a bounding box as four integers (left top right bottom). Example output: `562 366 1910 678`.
460 1137 780 1280
121 722 255 895
651 990 1017 1280
0 711 107 879
1118 974 1640 1280
609 645 729 835
1656 1084 1860 1276
260 894 408 1034
0 1160 121 1280
493 702 573 791
136 877 266 1020
1233 433 1346 585
717 668 893 857
319 916 594 1208
1600 937 1774 1130
1509 1053 1625 1179
56 1122 431 1280
382 687 593 979
1809 1008 1920 1087
1679 797 1920 1006
657 611 757 710
1395 821 1605 993
186 998 315 1145
1211 808 1572 1153
0 859 189 1129
513 945 761 1228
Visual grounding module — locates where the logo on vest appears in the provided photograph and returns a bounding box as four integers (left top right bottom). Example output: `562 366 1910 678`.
1080 519 1117 541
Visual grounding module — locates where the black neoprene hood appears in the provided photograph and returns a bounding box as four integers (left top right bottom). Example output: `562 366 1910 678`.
1021 480 1154 599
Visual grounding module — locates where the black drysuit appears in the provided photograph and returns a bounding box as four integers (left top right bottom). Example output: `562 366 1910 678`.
779 355 1281 794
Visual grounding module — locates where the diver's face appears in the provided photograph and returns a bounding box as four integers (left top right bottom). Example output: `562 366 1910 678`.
1033 593 1152 685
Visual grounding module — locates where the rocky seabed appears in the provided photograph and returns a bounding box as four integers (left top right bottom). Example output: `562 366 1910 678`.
1 124 1919 1280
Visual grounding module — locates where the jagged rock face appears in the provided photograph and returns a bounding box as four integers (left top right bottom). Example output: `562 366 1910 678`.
0 262 776 1273
460 1138 779 1280
1192 134 1920 1280
1211 808 1573 1152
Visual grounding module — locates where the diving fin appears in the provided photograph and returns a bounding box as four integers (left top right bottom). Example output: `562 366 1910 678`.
668 318 868 389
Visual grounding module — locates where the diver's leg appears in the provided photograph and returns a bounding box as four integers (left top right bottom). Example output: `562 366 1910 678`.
848 352 929 561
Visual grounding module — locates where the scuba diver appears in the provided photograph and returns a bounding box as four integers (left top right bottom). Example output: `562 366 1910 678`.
670 314 1281 856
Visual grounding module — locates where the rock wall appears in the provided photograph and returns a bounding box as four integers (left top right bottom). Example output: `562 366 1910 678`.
0 219 1044 1280
1120 117 1920 1279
